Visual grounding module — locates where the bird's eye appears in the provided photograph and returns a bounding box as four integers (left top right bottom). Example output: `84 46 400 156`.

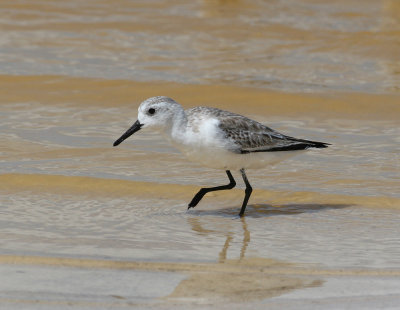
148 108 156 115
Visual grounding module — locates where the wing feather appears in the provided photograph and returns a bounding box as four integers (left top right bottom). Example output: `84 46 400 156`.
187 107 329 153
216 111 329 153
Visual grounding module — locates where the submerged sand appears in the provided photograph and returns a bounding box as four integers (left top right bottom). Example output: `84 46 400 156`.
1 0 400 307
1 75 400 308
1 76 400 308
1 172 400 308
1 254 400 308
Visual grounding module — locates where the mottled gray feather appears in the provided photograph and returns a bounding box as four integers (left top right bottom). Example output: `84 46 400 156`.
187 107 329 153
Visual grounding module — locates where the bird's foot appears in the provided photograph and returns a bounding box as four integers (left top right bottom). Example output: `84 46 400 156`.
232 213 244 219
188 193 203 209
187 201 197 210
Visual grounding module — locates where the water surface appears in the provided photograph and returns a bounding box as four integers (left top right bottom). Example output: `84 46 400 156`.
1 0 400 307
1 0 399 93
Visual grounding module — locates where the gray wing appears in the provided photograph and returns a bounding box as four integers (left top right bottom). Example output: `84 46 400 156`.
216 110 329 153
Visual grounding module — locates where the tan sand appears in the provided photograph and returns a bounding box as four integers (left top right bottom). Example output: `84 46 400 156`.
2 254 400 306
1 74 399 121
1 173 399 210
1 0 400 308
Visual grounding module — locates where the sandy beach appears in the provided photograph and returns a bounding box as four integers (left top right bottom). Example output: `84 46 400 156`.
1 0 400 309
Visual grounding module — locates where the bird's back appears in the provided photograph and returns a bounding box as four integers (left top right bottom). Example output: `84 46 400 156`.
186 106 329 154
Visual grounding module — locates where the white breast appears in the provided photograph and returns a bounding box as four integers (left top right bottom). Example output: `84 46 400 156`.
169 116 303 170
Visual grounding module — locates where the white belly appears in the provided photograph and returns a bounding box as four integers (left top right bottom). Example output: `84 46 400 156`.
166 116 305 171
177 144 304 170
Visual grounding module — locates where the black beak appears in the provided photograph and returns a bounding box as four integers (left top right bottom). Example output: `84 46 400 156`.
113 120 143 146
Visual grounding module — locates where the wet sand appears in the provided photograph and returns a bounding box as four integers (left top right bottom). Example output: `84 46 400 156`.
1 0 400 308
1 74 400 120
1 77 400 309
1 77 400 308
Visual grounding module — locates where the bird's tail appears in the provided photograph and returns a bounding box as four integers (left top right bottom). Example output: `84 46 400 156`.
284 136 330 149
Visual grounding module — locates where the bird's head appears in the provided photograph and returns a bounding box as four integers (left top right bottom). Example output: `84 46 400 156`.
113 96 181 146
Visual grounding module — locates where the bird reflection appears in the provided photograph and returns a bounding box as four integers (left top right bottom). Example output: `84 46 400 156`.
187 203 351 262
239 217 250 260
188 217 250 262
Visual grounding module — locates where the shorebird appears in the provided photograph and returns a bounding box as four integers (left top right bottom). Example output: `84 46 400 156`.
113 96 329 216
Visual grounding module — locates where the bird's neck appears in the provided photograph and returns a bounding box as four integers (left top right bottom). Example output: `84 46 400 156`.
164 109 188 144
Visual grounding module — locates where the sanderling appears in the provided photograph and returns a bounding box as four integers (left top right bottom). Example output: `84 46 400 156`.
113 96 329 216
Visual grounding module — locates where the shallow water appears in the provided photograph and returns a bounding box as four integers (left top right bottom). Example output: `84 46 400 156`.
2 186 400 269
1 99 399 198
1 0 399 93
1 0 400 307
1 80 399 271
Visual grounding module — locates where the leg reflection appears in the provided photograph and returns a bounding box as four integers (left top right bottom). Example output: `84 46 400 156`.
218 233 233 263
188 217 250 262
239 217 250 260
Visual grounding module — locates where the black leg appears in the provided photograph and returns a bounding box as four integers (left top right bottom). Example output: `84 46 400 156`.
188 170 236 209
239 168 252 217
